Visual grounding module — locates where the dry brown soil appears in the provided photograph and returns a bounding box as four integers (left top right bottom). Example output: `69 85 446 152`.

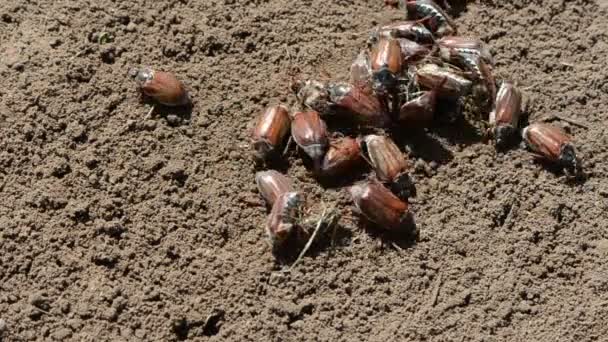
1 0 608 341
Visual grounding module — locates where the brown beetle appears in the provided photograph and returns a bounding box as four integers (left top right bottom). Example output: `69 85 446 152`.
252 105 291 160
522 123 582 174
255 170 293 207
411 63 472 98
266 192 303 247
438 48 496 99
399 77 447 127
371 37 403 94
489 81 521 147
350 50 373 86
405 0 457 37
320 137 362 177
437 36 494 66
359 135 415 199
291 111 329 168
373 21 435 44
349 180 414 231
130 67 190 106
327 83 391 128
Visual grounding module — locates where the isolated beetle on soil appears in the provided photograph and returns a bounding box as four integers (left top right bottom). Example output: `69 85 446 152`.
522 122 582 176
130 67 190 106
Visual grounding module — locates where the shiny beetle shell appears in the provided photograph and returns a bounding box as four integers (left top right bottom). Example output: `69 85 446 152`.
252 105 291 160
291 111 329 166
328 83 391 128
374 21 435 44
350 50 373 86
371 38 403 94
360 135 415 199
371 38 403 75
266 192 303 247
406 0 457 37
349 181 414 231
412 64 472 97
522 123 581 171
360 135 408 183
437 36 494 66
489 82 522 147
255 170 293 207
399 91 436 127
131 67 190 106
320 137 362 177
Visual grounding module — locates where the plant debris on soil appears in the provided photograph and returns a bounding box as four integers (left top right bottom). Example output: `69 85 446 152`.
1 0 608 341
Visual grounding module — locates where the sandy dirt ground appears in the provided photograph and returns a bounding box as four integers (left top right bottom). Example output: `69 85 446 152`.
1 0 608 341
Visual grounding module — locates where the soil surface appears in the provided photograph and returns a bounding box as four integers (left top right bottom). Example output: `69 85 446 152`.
1 0 608 341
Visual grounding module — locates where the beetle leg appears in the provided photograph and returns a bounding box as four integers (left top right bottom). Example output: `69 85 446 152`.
283 136 294 156
144 105 155 120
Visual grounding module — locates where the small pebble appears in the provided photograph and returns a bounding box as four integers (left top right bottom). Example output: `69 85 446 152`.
166 114 181 126
125 22 137 32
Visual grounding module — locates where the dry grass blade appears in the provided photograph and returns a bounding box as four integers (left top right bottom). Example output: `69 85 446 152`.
288 207 338 271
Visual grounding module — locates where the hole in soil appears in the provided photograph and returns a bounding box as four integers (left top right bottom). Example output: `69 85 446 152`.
172 318 189 341
202 310 224 336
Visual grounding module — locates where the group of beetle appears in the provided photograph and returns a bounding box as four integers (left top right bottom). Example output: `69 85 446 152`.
127 0 583 253
249 0 583 252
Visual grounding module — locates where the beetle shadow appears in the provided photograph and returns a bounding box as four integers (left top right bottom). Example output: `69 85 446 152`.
531 157 588 185
432 111 484 147
391 129 454 165
140 94 193 126
272 220 353 265
314 164 370 189
323 110 388 137
445 0 469 18
356 216 418 250
253 154 291 174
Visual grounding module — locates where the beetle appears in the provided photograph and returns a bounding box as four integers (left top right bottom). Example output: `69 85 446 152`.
252 105 291 160
405 0 457 37
410 63 472 98
327 82 391 128
359 135 415 199
437 36 494 66
489 81 521 147
266 192 303 248
522 122 582 175
372 20 435 44
437 47 496 99
291 111 329 169
398 77 447 127
349 180 414 231
319 137 362 177
130 67 190 106
255 170 293 207
371 37 403 96
350 50 373 86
